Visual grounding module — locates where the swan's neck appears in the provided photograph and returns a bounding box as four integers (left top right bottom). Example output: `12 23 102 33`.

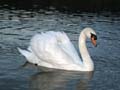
79 31 94 71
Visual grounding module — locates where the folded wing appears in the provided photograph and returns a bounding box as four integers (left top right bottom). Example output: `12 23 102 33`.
30 31 82 67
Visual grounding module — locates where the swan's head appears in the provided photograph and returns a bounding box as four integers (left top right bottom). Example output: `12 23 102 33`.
83 27 97 47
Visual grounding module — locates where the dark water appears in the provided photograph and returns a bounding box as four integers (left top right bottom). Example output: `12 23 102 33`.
0 0 120 12
0 9 120 90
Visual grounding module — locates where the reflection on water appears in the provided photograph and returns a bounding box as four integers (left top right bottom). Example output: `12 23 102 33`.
21 62 93 90
30 68 93 90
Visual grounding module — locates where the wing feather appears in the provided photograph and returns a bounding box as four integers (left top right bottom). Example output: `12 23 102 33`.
56 32 82 64
30 31 82 66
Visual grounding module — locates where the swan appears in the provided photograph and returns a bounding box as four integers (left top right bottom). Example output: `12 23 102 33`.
18 27 97 71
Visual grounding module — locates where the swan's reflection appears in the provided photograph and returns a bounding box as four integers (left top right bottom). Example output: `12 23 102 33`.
29 66 93 90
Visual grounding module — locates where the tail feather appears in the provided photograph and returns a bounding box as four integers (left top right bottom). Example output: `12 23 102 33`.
17 47 31 59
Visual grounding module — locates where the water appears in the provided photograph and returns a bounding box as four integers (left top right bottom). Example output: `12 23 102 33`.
0 9 120 90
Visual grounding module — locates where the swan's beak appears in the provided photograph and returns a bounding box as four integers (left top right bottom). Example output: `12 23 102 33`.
91 37 97 47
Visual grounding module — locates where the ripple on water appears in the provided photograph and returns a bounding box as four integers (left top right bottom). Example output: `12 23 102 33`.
0 9 120 90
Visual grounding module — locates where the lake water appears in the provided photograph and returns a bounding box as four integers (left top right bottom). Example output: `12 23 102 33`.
0 9 120 90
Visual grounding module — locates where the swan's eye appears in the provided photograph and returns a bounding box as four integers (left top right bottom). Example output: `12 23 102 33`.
91 33 97 40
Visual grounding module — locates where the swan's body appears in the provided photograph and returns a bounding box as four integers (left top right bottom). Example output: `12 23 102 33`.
18 28 97 71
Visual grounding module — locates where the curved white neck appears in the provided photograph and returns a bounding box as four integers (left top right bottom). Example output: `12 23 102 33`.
79 31 94 71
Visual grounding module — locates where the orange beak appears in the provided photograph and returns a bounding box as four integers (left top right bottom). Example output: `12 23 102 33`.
91 37 97 47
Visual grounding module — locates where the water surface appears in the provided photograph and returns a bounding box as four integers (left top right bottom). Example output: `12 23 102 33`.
0 9 120 90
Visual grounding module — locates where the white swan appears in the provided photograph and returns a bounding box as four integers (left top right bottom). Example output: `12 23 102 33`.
18 27 97 71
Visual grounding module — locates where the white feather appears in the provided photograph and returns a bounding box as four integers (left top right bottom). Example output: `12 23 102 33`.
18 28 96 71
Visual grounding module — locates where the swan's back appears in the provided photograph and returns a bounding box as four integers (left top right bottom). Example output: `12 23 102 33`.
30 31 82 66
